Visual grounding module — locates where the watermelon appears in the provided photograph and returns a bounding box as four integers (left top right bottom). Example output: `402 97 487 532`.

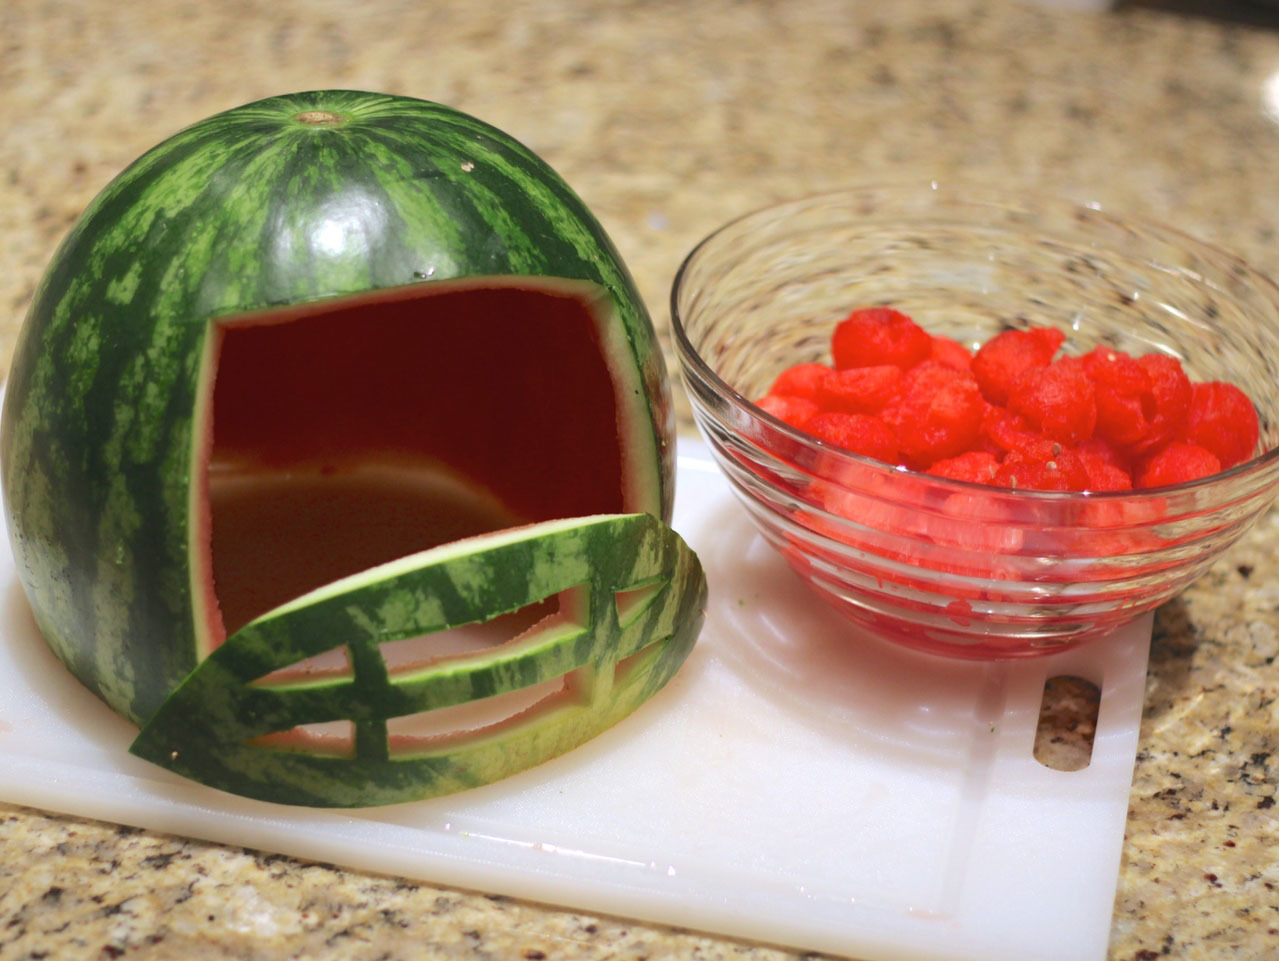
131 512 703 807
0 90 705 806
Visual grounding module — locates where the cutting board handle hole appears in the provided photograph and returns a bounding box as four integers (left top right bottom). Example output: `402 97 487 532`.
1033 675 1101 772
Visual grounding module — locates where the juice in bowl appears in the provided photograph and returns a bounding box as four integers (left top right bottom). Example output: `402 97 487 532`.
671 183 1279 658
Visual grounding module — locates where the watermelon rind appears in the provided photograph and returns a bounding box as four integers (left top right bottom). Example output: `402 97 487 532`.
130 512 705 807
1 90 677 729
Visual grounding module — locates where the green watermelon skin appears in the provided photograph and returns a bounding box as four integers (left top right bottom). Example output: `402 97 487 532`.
1 91 675 728
130 512 705 807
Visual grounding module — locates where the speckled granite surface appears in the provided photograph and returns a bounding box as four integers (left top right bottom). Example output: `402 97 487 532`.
2 1 1279 959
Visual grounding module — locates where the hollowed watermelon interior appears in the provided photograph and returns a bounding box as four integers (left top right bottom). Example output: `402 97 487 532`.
199 280 637 651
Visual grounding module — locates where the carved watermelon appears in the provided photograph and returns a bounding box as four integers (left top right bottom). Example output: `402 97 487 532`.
0 90 705 807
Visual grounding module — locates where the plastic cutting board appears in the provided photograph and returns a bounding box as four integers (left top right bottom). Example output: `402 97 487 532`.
0 438 1150 961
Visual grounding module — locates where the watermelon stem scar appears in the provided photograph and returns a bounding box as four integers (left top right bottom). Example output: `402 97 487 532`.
294 111 345 126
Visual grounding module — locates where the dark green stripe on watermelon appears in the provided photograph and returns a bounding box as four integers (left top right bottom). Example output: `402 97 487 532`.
0 90 676 729
129 513 706 807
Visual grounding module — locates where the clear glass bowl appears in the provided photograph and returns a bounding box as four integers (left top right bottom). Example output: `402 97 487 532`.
671 184 1279 658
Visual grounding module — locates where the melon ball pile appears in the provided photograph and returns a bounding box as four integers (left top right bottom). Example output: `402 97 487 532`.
757 307 1260 491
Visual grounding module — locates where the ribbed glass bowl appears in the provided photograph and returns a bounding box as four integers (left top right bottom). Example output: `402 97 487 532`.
671 185 1279 658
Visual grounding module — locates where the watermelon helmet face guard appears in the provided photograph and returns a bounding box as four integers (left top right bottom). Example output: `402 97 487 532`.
133 512 704 808
0 91 705 807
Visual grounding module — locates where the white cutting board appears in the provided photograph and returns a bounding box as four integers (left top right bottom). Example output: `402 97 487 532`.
0 439 1150 961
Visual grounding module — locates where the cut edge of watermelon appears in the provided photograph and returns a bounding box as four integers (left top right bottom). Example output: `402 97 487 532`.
186 275 665 664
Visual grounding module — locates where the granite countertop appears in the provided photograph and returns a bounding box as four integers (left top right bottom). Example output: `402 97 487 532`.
3 1 1279 958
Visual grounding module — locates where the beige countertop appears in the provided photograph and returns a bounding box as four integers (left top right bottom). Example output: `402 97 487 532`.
3 1 1279 958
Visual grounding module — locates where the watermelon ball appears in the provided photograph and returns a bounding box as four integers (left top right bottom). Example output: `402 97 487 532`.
806 411 901 464
994 445 1091 492
815 364 905 414
1130 353 1192 454
1082 346 1157 448
882 361 985 469
757 392 821 429
1180 381 1261 468
1075 438 1134 491
1136 442 1223 488
978 402 1043 457
927 450 1000 484
929 334 974 372
831 307 933 370
767 361 831 400
1007 357 1098 447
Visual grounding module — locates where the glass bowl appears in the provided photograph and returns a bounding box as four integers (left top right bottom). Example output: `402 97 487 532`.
670 184 1279 658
